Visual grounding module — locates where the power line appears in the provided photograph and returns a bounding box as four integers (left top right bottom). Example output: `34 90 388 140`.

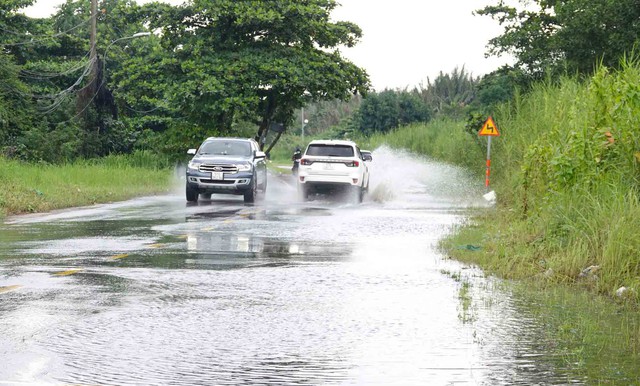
125 102 167 115
48 72 108 125
0 17 91 47
34 58 95 114
19 51 92 80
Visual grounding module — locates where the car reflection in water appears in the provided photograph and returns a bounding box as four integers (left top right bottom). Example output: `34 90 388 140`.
186 233 263 255
184 232 307 270
181 203 354 270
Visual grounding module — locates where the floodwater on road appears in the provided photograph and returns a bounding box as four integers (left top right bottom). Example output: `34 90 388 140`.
0 147 583 385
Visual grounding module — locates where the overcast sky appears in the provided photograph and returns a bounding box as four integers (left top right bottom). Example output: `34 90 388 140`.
23 0 513 91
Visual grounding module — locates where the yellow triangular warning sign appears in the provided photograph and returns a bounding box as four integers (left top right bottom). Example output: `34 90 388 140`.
479 116 500 136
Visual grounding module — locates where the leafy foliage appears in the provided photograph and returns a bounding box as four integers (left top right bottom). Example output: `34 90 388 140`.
416 66 478 119
148 0 370 153
293 96 362 137
520 59 640 197
350 90 431 135
0 0 43 157
474 66 523 108
1 0 370 162
478 0 640 76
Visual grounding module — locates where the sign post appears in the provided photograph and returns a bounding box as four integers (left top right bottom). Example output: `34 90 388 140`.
478 116 500 191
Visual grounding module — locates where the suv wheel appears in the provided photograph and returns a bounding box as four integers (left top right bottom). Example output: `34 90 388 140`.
244 179 257 203
353 186 364 204
186 185 199 202
299 184 311 201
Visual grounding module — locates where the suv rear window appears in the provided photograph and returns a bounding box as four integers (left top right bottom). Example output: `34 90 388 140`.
306 144 354 157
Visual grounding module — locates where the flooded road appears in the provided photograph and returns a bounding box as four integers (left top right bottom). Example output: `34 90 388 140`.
0 147 582 385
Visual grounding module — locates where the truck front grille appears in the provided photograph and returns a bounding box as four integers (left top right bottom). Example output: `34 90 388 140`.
199 164 238 173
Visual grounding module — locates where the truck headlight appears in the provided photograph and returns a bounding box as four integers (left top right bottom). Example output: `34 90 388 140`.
187 161 201 170
236 163 252 172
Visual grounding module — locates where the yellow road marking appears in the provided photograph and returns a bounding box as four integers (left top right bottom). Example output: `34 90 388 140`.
112 253 129 259
147 243 164 249
53 269 82 276
0 285 22 294
201 227 215 231
176 235 188 240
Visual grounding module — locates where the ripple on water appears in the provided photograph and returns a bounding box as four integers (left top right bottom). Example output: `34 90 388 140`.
46 266 363 384
2 147 587 385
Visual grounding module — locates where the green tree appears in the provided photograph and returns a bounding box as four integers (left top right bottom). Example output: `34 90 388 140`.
555 0 640 73
38 0 164 158
0 0 42 157
417 66 478 119
351 90 431 135
477 0 640 76
295 96 362 137
0 53 33 157
470 66 529 111
149 0 370 152
2 0 370 160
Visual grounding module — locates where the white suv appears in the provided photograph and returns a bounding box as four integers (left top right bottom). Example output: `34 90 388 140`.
297 140 372 202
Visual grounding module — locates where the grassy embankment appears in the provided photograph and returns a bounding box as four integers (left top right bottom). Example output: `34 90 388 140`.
361 60 640 382
366 61 640 299
0 151 174 218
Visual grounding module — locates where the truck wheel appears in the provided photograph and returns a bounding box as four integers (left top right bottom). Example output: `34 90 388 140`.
186 185 199 202
244 179 257 203
260 177 268 194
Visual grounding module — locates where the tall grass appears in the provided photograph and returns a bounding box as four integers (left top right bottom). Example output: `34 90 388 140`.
473 59 640 298
0 151 173 217
362 118 484 174
510 281 640 382
359 59 640 299
87 150 173 169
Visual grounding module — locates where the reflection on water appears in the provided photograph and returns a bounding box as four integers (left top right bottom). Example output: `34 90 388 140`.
186 233 263 254
0 150 596 385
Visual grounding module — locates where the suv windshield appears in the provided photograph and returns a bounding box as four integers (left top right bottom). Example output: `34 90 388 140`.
306 144 354 157
199 140 252 157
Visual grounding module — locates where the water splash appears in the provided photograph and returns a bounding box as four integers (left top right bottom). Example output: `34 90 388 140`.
367 145 489 208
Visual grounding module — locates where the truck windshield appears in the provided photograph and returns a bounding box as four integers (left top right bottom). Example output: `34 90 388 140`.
199 141 252 157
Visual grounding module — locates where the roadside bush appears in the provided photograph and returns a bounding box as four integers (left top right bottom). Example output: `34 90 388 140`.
17 121 83 163
468 57 640 295
351 90 431 136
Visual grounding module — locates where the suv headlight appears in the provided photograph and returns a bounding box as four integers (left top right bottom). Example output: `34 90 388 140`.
236 163 252 172
187 161 201 170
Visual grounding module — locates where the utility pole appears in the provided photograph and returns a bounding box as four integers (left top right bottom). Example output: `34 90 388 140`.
78 0 98 115
89 0 97 93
